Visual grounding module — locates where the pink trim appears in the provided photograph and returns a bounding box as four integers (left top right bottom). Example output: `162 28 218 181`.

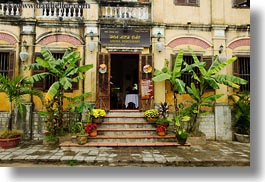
0 33 17 44
168 37 211 49
228 38 250 49
38 34 82 45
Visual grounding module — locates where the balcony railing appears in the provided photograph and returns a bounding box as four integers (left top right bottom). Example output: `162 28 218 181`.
40 3 83 18
0 3 21 16
100 6 149 20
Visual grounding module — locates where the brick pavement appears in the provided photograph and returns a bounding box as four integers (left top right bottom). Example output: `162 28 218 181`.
0 141 250 167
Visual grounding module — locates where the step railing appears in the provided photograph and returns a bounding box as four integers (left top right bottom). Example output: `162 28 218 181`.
0 3 21 16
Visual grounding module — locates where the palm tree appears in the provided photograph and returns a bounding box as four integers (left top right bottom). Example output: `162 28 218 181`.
0 74 43 132
26 47 93 137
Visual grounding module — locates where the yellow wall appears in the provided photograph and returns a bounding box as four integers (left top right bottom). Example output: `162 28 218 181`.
0 0 250 112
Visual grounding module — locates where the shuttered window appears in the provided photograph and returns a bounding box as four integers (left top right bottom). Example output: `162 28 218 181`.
33 52 78 91
174 0 199 6
232 0 250 8
233 56 250 92
0 51 15 79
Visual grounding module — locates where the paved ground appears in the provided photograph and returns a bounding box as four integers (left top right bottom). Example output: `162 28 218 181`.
0 141 250 167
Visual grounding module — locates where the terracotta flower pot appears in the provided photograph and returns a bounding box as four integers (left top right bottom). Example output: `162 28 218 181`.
0 136 21 149
157 131 166 136
89 130 97 137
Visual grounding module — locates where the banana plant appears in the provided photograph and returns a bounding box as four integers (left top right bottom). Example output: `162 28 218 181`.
186 47 248 134
152 49 187 110
25 47 93 137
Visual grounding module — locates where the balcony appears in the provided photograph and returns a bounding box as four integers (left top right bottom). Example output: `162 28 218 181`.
0 3 21 16
40 3 84 18
100 5 150 21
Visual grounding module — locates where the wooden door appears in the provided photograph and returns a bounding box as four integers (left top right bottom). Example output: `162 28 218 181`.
139 54 154 111
96 53 110 111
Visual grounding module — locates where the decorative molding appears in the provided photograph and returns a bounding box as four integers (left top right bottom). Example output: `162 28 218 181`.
167 37 211 49
0 32 17 44
228 37 250 49
37 34 82 45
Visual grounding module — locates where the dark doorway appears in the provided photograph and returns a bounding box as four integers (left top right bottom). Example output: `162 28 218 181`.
110 54 139 110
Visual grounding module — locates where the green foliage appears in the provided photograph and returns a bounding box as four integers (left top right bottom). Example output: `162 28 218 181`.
185 47 248 134
43 135 57 142
25 48 93 137
229 91 250 135
0 130 22 139
0 74 43 132
152 50 186 94
152 47 248 136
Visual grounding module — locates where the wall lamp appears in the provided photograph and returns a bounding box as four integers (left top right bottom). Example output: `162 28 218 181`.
19 40 29 62
219 44 224 54
22 40 28 51
89 30 94 41
157 32 162 42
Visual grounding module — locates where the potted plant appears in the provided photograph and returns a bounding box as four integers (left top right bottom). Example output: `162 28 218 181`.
0 74 43 149
144 109 159 122
91 109 106 124
175 103 191 145
229 91 250 143
77 122 88 145
156 124 168 136
85 123 98 137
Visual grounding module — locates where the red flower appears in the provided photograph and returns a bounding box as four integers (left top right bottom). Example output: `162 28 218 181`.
85 123 98 133
156 124 167 132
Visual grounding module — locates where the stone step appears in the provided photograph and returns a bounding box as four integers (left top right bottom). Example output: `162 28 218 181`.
97 128 157 135
103 116 146 122
107 110 144 117
60 141 190 148
100 122 155 128
86 135 176 143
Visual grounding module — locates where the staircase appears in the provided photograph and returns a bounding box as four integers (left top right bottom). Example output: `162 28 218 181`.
60 110 189 147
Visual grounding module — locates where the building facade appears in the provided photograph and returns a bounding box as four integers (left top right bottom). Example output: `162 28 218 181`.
0 0 250 140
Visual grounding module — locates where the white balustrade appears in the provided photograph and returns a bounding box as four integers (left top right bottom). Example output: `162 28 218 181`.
101 6 149 20
41 4 83 18
0 3 21 16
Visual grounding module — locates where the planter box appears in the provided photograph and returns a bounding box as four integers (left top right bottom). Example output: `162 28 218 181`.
234 133 250 143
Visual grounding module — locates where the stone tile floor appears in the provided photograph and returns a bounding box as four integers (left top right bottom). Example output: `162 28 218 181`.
0 140 250 167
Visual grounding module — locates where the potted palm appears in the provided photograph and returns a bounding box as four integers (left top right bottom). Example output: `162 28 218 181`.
0 74 43 149
229 91 250 143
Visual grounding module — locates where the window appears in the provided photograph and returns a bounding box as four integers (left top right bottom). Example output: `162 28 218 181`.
32 52 78 91
0 51 15 79
232 0 250 8
174 0 199 6
233 56 250 91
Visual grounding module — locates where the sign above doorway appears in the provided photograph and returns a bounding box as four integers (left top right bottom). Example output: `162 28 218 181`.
100 28 150 47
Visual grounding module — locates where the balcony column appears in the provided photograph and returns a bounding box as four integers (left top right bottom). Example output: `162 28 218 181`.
21 0 34 18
